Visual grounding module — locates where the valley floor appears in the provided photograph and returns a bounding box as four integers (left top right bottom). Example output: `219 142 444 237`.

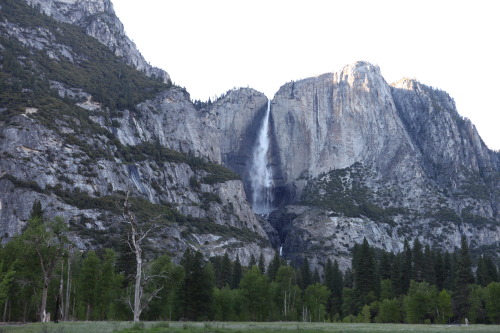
2 321 500 333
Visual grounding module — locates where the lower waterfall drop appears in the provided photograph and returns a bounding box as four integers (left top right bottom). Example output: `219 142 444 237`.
249 99 274 214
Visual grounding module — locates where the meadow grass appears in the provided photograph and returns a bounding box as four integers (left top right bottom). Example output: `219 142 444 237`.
1 321 499 333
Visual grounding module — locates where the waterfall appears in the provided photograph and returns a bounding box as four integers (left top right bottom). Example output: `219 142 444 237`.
249 100 274 214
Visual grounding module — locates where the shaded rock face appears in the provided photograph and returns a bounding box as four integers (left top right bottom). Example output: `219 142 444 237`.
25 0 170 83
0 1 275 265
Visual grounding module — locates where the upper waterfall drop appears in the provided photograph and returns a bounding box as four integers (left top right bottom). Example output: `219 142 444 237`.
249 99 274 214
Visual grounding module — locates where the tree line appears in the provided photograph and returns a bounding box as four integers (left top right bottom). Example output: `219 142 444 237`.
0 203 499 324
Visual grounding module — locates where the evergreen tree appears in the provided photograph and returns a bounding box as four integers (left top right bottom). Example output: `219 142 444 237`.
312 268 321 285
422 245 436 285
379 252 393 280
300 257 312 290
353 238 376 307
258 253 266 274
231 254 242 289
484 256 498 282
412 238 424 282
443 251 453 290
220 253 232 288
476 256 489 287
267 252 281 281
30 200 43 220
453 236 474 322
391 254 403 296
249 254 256 268
402 239 412 294
211 256 223 288
330 260 343 318
434 251 445 291
179 249 213 320
343 268 353 289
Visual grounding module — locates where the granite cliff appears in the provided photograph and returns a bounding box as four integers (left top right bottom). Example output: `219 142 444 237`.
0 0 499 270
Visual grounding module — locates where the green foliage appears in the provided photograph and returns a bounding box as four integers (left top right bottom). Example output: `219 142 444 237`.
142 255 184 321
239 266 270 321
213 286 240 321
404 281 437 324
304 283 330 322
377 298 402 323
485 282 500 324
301 163 402 224
436 289 452 324
0 261 15 305
178 249 214 321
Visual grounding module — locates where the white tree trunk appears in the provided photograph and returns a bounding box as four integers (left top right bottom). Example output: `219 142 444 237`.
132 224 142 322
40 274 49 322
64 257 71 321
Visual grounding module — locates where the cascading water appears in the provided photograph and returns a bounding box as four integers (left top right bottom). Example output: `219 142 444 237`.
249 100 274 214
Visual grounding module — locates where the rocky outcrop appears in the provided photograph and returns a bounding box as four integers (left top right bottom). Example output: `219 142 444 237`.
25 0 170 83
266 62 500 266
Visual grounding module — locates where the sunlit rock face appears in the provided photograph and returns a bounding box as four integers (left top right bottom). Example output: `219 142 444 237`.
265 61 499 268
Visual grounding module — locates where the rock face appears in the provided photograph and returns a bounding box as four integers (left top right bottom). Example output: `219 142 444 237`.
1 1 499 270
0 0 274 265
266 62 500 268
25 0 170 83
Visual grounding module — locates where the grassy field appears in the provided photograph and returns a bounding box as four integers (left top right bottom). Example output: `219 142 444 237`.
2 321 500 333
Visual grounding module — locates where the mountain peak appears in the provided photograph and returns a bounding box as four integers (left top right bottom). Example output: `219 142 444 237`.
25 0 170 83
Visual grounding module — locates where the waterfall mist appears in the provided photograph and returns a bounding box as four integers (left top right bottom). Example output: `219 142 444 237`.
249 100 274 214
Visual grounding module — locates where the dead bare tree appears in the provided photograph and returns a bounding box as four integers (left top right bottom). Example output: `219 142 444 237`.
122 191 165 322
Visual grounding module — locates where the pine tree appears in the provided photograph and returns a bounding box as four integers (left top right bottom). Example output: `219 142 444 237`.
434 251 445 291
402 239 412 294
249 254 256 268
391 254 403 296
453 236 474 322
258 253 266 274
412 238 424 282
30 200 43 220
312 268 321 285
220 253 232 288
231 254 242 289
353 238 376 307
331 260 343 317
476 256 488 287
443 251 453 290
267 252 281 281
379 252 393 280
179 249 214 320
422 245 436 285
484 256 498 282
300 257 312 290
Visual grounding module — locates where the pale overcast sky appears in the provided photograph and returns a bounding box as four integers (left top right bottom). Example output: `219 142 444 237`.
112 0 500 150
